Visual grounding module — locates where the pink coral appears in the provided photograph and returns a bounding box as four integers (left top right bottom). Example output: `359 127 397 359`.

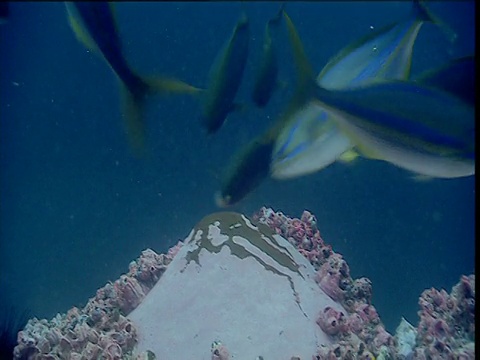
13 247 178 359
344 277 373 310
13 209 475 360
253 207 332 268
211 341 230 360
254 208 475 359
317 306 347 336
255 208 395 359
315 253 350 301
413 274 475 359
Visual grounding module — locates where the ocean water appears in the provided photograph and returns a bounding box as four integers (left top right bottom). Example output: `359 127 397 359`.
0 0 474 337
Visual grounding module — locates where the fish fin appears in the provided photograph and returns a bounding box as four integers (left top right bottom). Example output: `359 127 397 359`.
417 56 475 105
411 174 434 182
412 0 435 22
269 3 285 26
415 0 457 43
354 142 384 160
121 75 202 155
143 76 203 96
283 8 381 152
252 10 316 141
108 3 117 22
338 149 360 163
282 9 393 163
282 10 316 92
66 5 98 52
334 122 384 160
121 82 148 157
239 5 248 24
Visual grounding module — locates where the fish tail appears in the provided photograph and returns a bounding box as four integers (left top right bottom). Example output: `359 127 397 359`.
120 79 149 156
239 2 248 23
269 3 285 26
143 75 202 97
412 0 435 23
281 9 372 156
121 75 202 155
257 10 321 152
413 0 457 43
282 10 317 104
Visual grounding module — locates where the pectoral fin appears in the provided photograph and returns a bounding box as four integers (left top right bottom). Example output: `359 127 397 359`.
66 6 98 52
338 149 360 163
411 174 434 182
144 76 203 96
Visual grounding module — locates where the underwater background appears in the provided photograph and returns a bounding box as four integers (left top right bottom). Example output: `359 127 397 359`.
0 1 474 334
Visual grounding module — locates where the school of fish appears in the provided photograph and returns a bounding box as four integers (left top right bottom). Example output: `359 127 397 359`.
62 1 474 207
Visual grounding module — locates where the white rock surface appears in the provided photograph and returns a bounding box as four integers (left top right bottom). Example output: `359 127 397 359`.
395 317 417 359
128 212 346 359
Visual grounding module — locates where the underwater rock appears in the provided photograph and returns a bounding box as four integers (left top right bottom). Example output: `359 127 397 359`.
128 211 346 359
253 208 475 359
413 274 475 359
12 208 475 359
13 249 176 359
395 317 417 358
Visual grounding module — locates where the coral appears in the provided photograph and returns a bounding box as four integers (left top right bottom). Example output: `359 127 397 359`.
128 211 346 359
0 306 30 360
211 340 229 360
317 306 347 336
254 207 395 359
315 253 350 301
413 274 475 359
13 248 179 359
253 207 333 269
12 208 475 360
256 208 475 359
315 334 377 360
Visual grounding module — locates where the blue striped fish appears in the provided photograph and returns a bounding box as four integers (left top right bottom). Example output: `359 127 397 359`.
200 12 250 134
284 9 474 179
65 2 201 153
271 0 442 179
251 4 284 108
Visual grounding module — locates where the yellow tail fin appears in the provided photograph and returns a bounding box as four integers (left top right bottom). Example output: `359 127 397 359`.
121 76 202 156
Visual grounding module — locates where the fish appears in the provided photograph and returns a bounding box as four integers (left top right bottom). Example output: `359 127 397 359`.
312 80 475 178
215 131 275 207
251 4 284 108
273 56 476 178
216 5 320 207
215 84 311 207
316 0 440 88
65 2 201 153
215 6 472 207
200 12 250 134
271 105 355 179
271 0 441 179
284 9 474 179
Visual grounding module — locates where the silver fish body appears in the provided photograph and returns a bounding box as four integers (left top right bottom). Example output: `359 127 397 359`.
311 80 474 178
65 2 200 153
201 13 250 134
251 5 284 108
271 0 436 179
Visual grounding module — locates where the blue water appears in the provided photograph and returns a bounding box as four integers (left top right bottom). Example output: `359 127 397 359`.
0 1 475 335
